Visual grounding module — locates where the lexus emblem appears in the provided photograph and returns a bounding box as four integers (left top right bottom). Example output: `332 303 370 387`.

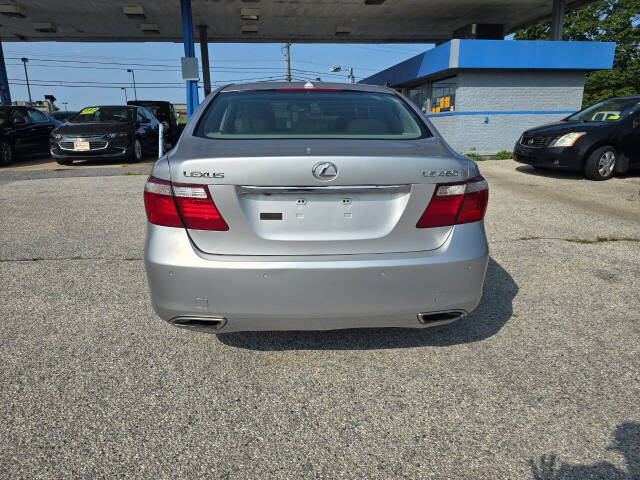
312 162 338 181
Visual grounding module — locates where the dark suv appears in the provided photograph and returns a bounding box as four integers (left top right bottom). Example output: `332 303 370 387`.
127 100 180 147
514 96 640 180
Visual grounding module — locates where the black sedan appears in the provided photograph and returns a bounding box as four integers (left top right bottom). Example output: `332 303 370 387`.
50 105 161 165
0 105 58 166
514 96 640 180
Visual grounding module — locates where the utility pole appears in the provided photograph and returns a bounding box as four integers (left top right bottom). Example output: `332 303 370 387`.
121 87 128 103
62 101 68 111
348 67 355 84
126 68 137 100
21 57 32 105
284 43 291 82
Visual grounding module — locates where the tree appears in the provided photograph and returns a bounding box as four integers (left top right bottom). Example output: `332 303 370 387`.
515 0 640 106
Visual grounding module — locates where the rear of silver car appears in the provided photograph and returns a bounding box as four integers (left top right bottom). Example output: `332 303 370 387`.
144 83 489 333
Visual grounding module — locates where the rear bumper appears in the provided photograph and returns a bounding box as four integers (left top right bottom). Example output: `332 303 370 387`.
514 143 583 170
144 222 489 332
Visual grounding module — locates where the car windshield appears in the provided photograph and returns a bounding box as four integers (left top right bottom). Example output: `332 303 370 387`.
71 106 134 123
0 107 9 126
567 98 640 122
195 90 429 139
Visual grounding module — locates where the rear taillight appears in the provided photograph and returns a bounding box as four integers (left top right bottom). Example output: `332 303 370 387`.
144 176 228 231
416 175 488 228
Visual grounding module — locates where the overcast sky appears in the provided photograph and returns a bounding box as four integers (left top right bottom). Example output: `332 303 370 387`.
4 42 435 110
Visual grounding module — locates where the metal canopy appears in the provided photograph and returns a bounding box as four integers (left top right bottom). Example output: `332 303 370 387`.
0 0 593 43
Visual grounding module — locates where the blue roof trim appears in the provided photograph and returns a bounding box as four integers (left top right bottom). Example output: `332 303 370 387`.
359 43 450 87
360 40 616 87
428 110 576 117
457 40 616 70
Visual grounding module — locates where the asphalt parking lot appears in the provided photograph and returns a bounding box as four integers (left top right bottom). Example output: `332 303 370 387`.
1 158 639 479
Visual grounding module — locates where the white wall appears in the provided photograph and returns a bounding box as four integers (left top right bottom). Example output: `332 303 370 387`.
429 70 586 155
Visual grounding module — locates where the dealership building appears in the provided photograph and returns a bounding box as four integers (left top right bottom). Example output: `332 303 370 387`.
361 39 616 155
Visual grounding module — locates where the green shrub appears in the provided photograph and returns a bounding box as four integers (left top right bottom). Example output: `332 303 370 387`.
491 150 514 160
465 152 485 162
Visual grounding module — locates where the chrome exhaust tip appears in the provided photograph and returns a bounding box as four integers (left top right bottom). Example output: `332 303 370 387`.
169 316 227 332
417 310 466 325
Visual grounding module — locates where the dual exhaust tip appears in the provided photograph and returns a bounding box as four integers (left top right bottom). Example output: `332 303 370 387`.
169 311 466 332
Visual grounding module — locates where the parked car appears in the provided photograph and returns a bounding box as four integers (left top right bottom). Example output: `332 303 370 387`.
144 82 490 333
50 110 79 123
514 95 640 180
127 100 180 147
50 105 161 165
0 105 58 166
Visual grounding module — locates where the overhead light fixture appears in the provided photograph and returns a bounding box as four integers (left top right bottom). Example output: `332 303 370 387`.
140 23 160 33
364 0 386 4
335 26 351 36
0 4 26 18
240 7 259 20
241 24 258 34
123 6 146 19
33 22 56 33
241 0 260 3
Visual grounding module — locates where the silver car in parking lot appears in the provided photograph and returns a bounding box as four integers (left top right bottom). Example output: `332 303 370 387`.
144 82 489 333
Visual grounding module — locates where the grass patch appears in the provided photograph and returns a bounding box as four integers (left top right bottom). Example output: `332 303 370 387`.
70 255 83 260
491 150 513 160
465 152 485 162
122 171 143 175
519 236 541 241
124 257 142 261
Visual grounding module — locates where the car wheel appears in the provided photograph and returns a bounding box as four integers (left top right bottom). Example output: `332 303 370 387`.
129 138 143 162
0 142 13 166
584 146 616 181
56 158 73 165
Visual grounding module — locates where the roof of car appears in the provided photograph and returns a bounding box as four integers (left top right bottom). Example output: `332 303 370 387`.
128 100 171 106
220 81 396 94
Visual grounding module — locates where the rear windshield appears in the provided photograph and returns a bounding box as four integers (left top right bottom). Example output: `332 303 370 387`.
71 106 134 123
195 90 429 140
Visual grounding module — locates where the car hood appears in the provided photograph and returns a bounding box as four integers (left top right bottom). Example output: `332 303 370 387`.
524 120 603 137
54 122 132 136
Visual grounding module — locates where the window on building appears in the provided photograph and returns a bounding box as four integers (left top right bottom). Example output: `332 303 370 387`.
430 77 457 114
407 84 429 113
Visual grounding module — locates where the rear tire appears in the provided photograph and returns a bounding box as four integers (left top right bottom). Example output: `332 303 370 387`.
0 142 13 166
584 146 616 181
128 138 143 163
56 158 73 165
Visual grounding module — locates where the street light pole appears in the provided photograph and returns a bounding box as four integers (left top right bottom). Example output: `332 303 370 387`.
21 57 32 105
62 101 68 111
330 66 355 84
127 69 137 100
121 87 128 103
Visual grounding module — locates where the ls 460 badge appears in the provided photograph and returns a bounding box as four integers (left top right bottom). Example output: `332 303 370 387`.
423 170 460 177
183 171 224 178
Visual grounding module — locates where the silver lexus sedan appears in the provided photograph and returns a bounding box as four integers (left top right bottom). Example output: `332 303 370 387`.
144 82 489 333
